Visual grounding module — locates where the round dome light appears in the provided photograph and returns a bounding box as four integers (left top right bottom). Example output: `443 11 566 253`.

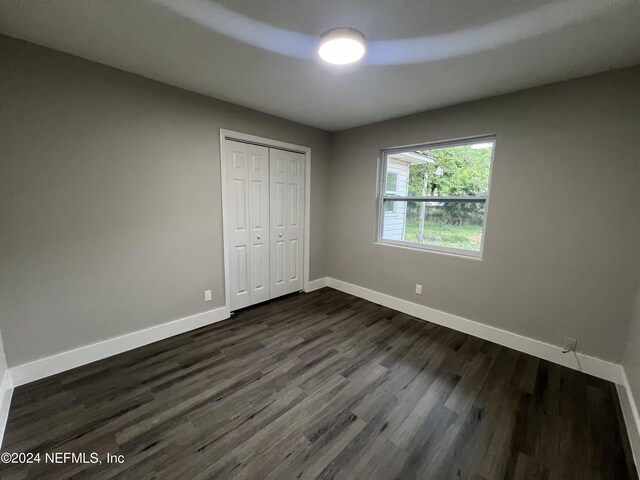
318 28 366 65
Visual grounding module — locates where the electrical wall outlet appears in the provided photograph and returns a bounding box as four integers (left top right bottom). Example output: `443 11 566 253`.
204 290 212 302
415 284 422 295
562 337 577 353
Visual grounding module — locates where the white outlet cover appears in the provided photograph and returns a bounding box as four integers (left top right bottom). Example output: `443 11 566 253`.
415 284 422 295
204 290 212 302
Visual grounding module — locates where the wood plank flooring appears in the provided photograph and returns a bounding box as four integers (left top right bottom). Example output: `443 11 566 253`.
0 288 636 479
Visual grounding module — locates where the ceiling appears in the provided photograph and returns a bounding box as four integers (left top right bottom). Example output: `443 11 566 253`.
1 0 639 131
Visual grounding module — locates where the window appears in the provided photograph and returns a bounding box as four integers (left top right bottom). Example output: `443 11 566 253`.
378 136 495 257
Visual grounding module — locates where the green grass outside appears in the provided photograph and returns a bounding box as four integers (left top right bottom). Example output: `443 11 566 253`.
404 218 482 251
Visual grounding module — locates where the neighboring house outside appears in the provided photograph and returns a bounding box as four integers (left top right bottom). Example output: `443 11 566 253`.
382 152 434 240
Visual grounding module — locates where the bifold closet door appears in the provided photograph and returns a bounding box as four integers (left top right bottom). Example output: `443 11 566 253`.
269 148 305 299
224 140 270 311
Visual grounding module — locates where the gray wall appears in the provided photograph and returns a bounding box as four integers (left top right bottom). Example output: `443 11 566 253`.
0 327 10 448
327 66 640 362
0 329 7 385
623 286 640 456
0 36 330 366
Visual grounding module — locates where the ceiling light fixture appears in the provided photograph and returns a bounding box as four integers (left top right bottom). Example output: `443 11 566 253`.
318 27 366 65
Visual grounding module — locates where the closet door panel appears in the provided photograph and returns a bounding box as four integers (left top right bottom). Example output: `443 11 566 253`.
224 140 251 310
269 148 304 298
247 144 270 304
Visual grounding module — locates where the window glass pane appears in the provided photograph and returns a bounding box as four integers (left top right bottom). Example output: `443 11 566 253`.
381 200 407 239
382 200 484 252
398 141 493 197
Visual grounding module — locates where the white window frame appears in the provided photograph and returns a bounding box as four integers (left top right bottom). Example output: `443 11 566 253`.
376 135 496 259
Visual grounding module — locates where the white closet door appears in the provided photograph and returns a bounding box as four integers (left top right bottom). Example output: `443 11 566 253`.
247 144 270 305
224 140 269 310
224 140 250 310
269 148 305 299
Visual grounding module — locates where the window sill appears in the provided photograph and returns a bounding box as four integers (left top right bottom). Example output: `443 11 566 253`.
373 240 483 260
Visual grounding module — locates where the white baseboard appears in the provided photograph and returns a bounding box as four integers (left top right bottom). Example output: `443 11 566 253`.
326 277 623 384
0 369 14 449
618 368 640 467
306 277 329 292
10 306 230 387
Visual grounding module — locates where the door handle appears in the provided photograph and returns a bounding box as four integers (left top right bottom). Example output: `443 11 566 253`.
278 234 283 238
257 235 261 239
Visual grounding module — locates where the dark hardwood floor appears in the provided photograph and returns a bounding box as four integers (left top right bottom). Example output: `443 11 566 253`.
0 288 636 479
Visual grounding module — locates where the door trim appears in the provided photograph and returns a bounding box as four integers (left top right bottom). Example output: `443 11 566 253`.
220 129 312 312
